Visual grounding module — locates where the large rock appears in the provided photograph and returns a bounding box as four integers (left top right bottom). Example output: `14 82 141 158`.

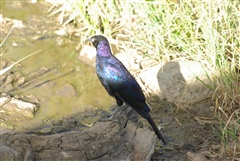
138 61 213 107
0 106 160 161
56 84 77 97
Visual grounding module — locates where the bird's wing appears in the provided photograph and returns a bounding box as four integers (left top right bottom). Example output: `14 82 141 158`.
104 59 150 112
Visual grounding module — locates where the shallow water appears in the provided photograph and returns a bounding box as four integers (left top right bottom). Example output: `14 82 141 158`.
1 1 112 130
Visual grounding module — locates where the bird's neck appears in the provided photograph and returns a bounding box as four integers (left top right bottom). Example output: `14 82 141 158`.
96 41 112 57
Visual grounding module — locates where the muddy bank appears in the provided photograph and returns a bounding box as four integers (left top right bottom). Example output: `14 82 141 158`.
1 100 226 161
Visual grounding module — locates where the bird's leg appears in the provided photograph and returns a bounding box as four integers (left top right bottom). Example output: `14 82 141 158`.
99 106 120 121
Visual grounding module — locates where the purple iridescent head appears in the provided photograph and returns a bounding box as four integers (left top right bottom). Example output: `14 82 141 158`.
86 35 112 56
86 35 109 48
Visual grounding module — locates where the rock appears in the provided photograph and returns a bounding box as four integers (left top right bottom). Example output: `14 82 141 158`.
185 151 207 161
0 95 38 131
0 105 159 161
1 74 14 93
0 144 20 160
78 45 96 67
56 84 77 97
0 59 8 70
115 52 131 69
140 58 158 69
12 72 27 87
138 61 213 107
0 96 38 118
115 52 142 71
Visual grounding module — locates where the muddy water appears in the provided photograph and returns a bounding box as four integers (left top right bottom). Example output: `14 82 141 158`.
1 2 112 130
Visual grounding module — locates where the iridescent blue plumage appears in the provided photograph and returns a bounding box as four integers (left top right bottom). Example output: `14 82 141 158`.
87 35 166 144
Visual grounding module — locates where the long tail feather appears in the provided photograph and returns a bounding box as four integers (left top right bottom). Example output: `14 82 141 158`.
147 114 167 145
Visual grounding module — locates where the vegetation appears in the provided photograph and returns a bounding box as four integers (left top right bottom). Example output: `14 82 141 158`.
49 0 239 158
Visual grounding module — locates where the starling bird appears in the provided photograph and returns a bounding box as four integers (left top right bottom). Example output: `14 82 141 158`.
86 35 166 144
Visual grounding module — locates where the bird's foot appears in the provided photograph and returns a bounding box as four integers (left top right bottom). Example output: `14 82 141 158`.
156 136 172 147
99 114 115 121
99 106 120 122
162 136 173 146
98 115 122 126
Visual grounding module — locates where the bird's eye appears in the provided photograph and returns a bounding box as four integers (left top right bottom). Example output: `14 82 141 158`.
91 37 98 47
93 38 97 42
